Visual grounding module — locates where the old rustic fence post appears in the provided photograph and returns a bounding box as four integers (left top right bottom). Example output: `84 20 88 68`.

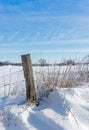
21 54 36 103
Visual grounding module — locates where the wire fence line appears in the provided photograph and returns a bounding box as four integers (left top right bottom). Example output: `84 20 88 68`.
0 66 64 89
0 65 57 98
0 70 24 85
0 67 44 97
0 69 43 87
0 80 25 88
0 70 23 79
0 69 25 97
0 65 80 90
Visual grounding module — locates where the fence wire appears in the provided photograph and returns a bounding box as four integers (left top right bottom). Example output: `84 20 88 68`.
0 67 43 97
0 69 25 97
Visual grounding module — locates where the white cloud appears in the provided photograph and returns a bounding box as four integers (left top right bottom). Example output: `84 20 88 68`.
0 48 88 54
0 35 4 41
0 38 89 47
18 34 30 42
8 32 19 41
30 49 89 53
31 32 40 41
31 39 89 45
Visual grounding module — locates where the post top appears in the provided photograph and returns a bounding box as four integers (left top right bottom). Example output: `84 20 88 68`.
21 54 30 57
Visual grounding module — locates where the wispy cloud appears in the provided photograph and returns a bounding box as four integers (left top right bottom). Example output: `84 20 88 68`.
8 32 19 41
0 0 89 62
0 48 89 54
30 39 89 45
0 39 89 47
0 34 4 41
0 50 26 54
31 32 40 41
30 49 89 53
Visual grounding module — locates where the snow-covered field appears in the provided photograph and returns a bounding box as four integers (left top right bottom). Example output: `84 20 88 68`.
0 65 89 130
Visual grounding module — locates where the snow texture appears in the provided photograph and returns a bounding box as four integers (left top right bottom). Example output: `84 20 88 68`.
0 66 89 130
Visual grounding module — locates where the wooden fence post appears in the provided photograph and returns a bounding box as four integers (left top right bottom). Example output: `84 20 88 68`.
21 54 36 103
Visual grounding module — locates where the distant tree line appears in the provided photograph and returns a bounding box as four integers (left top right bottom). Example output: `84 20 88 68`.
32 58 76 66
0 61 21 66
1 57 88 67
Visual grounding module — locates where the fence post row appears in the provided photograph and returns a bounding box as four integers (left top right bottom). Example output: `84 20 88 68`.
21 54 36 103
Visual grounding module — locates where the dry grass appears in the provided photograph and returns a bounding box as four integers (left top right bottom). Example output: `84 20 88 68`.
36 62 89 90
36 65 76 89
76 63 89 83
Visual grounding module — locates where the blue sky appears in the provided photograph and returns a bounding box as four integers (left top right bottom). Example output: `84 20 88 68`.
0 0 89 63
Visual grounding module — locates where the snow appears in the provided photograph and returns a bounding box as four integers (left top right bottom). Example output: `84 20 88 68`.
0 65 89 130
